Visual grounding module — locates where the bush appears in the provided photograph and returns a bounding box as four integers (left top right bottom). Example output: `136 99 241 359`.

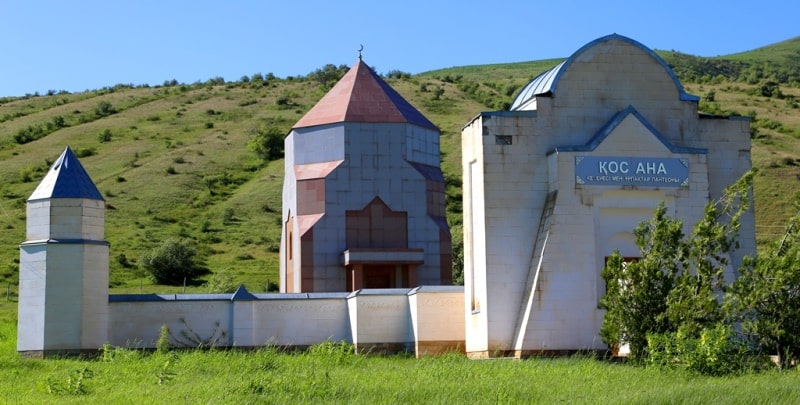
385 70 411 79
730 208 800 369
115 253 133 268
98 129 112 143
206 268 237 293
157 324 171 354
222 208 235 224
275 94 292 107
646 324 763 375
52 115 67 128
19 165 44 183
75 147 96 158
140 238 209 285
247 125 285 162
14 123 48 144
94 100 116 117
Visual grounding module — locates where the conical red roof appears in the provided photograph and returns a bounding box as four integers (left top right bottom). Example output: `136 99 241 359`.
292 59 437 131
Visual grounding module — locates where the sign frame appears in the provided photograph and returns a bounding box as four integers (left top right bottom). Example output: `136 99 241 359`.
575 156 689 187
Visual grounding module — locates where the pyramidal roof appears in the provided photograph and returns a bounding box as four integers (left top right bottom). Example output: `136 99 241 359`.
292 59 437 131
28 147 104 201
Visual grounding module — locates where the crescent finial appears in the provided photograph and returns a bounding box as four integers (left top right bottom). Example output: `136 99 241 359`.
358 44 364 60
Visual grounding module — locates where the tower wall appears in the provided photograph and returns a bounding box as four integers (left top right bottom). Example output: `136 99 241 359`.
282 122 450 292
18 193 108 355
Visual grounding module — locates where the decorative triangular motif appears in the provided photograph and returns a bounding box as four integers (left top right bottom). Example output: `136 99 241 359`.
552 106 707 155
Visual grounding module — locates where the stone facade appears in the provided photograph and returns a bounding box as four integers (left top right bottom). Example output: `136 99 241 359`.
281 59 451 293
461 34 753 357
17 148 109 356
105 286 464 355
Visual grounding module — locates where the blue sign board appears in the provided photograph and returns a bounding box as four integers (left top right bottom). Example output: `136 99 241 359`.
575 156 689 187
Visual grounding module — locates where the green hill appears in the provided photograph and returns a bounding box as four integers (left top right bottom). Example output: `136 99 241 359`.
0 37 799 296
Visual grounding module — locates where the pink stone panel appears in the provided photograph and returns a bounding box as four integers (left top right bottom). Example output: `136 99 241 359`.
294 160 343 180
346 197 408 249
301 229 314 292
297 179 325 215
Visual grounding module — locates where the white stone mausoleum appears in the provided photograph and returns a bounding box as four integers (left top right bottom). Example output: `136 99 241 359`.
462 34 753 357
16 34 752 358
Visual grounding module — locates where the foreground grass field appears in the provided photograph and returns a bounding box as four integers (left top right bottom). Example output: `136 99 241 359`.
1 303 799 404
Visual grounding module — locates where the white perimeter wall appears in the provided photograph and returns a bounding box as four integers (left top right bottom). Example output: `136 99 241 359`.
107 287 464 355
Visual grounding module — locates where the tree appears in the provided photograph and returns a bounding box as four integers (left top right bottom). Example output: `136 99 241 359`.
140 238 209 285
247 124 285 162
600 171 754 360
600 204 685 359
730 198 800 369
307 64 349 90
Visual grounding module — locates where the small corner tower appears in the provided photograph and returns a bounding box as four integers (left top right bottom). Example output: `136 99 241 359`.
281 58 451 292
18 147 109 356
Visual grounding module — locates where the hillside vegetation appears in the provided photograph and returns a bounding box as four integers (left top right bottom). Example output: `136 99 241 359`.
0 37 799 295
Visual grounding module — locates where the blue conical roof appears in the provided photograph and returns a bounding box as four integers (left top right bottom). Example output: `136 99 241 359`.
28 147 104 201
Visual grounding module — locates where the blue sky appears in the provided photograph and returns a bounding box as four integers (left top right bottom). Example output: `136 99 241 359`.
1 0 798 97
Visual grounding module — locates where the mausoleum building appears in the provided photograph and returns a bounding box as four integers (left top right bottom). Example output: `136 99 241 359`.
461 34 753 357
280 58 452 292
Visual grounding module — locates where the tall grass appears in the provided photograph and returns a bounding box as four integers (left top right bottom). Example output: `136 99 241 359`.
2 317 800 404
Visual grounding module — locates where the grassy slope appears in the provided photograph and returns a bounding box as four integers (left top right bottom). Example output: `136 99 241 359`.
0 39 798 297
722 36 800 63
0 77 487 294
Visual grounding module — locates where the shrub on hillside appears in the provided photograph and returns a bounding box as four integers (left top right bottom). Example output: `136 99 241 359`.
94 100 116 117
98 129 112 143
247 125 285 162
307 64 349 90
140 238 209 285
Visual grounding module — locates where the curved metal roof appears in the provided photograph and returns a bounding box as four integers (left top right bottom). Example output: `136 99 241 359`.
509 60 565 110
509 34 700 111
